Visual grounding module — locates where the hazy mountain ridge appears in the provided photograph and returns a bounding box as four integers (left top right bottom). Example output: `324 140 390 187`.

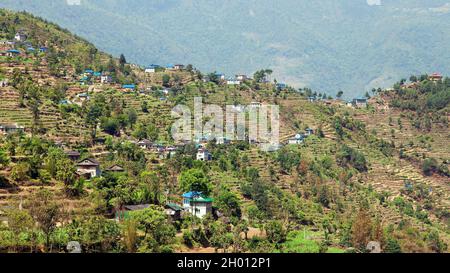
1 0 450 97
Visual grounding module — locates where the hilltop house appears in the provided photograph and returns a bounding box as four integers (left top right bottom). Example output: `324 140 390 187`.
196 148 212 161
428 73 443 82
227 77 241 85
276 83 287 90
236 74 247 81
0 123 24 134
76 158 101 179
174 64 184 70
14 32 27 42
145 64 159 73
352 98 368 108
214 73 226 81
287 134 304 145
182 191 213 218
308 96 317 103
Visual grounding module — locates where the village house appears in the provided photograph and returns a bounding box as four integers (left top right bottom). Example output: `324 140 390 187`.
84 69 94 74
0 123 25 135
216 137 231 145
100 74 112 84
105 164 125 173
164 203 183 221
6 49 21 57
287 134 304 145
76 93 90 102
182 191 213 218
145 64 160 73
226 77 241 85
76 158 101 179
276 83 287 90
196 148 212 161
122 84 136 91
308 96 317 103
14 32 27 42
0 79 8 87
250 101 262 108
305 128 314 136
138 139 153 149
352 98 368 108
216 73 226 81
166 64 175 70
165 146 177 158
428 73 443 82
64 150 81 161
174 64 184 70
236 74 247 81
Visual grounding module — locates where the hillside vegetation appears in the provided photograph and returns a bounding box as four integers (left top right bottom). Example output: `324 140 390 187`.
1 0 450 97
0 9 449 254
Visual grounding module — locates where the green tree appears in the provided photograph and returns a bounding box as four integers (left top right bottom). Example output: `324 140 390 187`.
162 74 170 87
265 220 286 248
126 108 138 129
130 206 176 252
27 189 61 252
179 168 211 195
6 209 34 251
0 147 10 168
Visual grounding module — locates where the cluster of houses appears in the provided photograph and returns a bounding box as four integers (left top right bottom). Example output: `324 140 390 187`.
287 128 314 145
65 151 213 220
116 190 213 221
144 64 185 73
79 69 112 85
0 32 48 58
401 73 444 90
308 95 368 109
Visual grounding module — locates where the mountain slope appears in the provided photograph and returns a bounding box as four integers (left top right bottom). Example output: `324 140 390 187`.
1 0 450 98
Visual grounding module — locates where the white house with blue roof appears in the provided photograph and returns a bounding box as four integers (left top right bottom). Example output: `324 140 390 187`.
182 191 213 218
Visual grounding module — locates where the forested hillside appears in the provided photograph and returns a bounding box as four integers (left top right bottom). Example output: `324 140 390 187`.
1 0 450 97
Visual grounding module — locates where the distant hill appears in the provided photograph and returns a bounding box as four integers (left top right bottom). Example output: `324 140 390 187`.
1 0 450 97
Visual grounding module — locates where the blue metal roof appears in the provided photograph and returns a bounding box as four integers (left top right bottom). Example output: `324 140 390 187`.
122 84 136 89
182 191 202 198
